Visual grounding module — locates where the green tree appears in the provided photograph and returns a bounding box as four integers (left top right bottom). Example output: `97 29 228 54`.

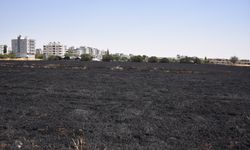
203 57 209 64
120 56 129 62
102 54 113 62
148 56 159 63
35 54 44 59
230 56 238 64
48 55 62 61
64 52 75 58
180 56 193 64
130 55 144 62
112 54 121 61
193 57 202 64
3 45 7 54
0 54 16 59
81 54 93 61
64 55 70 60
159 58 170 63
142 55 148 62
0 54 7 59
7 54 16 58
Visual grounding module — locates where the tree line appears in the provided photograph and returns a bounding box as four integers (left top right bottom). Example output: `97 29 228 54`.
0 53 240 64
81 54 240 64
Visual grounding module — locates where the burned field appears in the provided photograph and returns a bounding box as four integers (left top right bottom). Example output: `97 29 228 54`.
0 61 250 150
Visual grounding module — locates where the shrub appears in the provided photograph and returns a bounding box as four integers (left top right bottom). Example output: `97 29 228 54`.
8 54 16 58
120 56 129 62
142 55 148 62
130 55 144 62
35 54 44 59
80 54 92 61
102 54 113 62
0 54 7 59
112 54 121 61
3 45 7 54
64 56 70 60
0 54 16 59
179 57 202 64
193 57 202 64
203 57 209 64
148 56 159 63
230 56 238 64
159 58 170 63
65 52 76 59
48 55 62 61
179 57 194 64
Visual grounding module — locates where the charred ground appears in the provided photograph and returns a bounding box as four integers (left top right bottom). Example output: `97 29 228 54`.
0 61 250 149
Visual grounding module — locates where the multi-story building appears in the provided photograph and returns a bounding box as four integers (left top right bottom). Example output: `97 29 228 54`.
35 49 43 55
65 47 79 58
238 59 250 65
43 42 66 58
77 46 106 60
77 46 91 56
0 45 8 55
11 35 35 58
208 58 232 65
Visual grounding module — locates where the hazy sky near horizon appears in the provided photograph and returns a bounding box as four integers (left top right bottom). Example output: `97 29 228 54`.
0 0 249 59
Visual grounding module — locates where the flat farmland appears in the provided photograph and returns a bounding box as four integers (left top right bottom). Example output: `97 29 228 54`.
0 61 250 150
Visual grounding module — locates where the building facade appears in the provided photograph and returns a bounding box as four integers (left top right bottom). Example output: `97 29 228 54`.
77 46 106 60
237 59 250 65
208 58 232 65
11 35 35 58
43 42 66 58
35 49 43 55
65 47 79 58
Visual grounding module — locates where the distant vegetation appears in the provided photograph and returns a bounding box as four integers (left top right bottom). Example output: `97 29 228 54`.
1 52 244 66
230 56 239 64
159 58 170 63
102 54 114 62
32 54 204 65
35 54 44 59
0 54 16 59
179 56 202 64
48 55 62 61
130 55 144 62
81 54 93 61
148 56 158 63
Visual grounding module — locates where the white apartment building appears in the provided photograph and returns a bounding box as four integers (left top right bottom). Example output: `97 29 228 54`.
77 46 106 60
11 35 35 58
238 59 250 65
208 58 232 65
36 49 43 55
77 46 91 56
43 42 66 58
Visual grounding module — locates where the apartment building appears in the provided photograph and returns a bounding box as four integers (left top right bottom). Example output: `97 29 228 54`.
11 35 35 58
66 46 79 58
208 58 232 65
238 59 250 65
36 49 43 55
77 46 106 60
43 42 66 58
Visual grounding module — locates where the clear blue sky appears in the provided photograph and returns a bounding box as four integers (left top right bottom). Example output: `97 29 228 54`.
0 0 249 59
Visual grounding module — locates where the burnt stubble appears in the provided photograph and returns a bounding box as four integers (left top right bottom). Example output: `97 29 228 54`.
0 61 250 149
